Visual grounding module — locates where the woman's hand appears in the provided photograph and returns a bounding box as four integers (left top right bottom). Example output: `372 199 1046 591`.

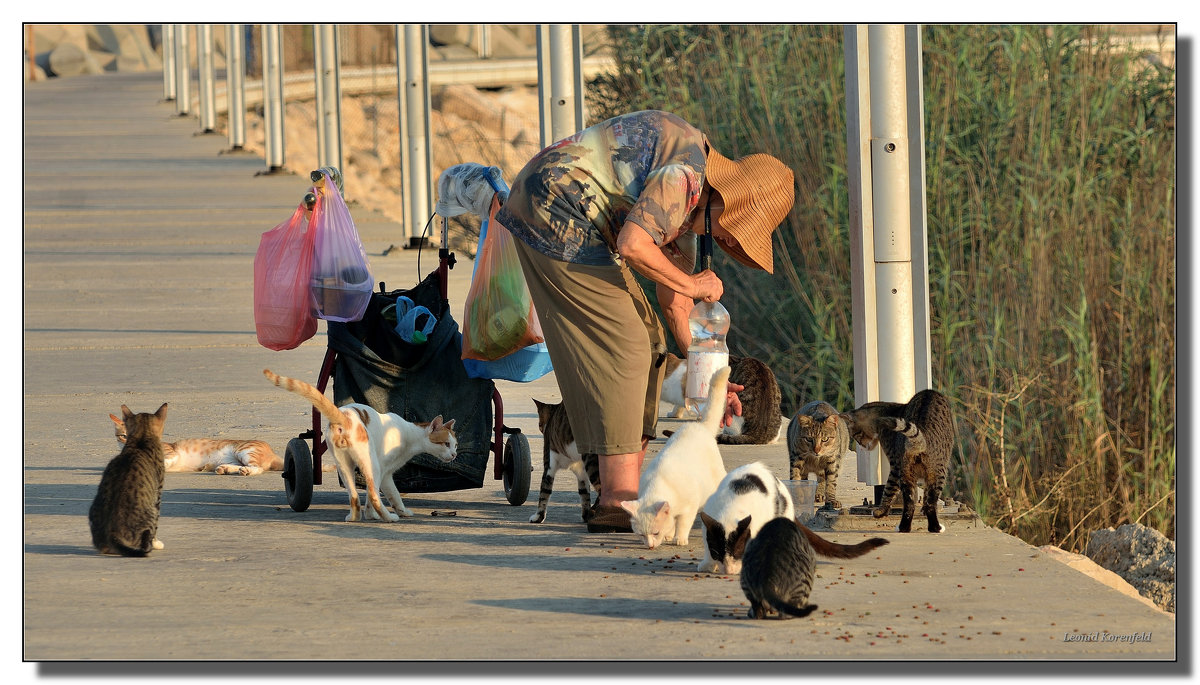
691 269 724 303
722 381 745 428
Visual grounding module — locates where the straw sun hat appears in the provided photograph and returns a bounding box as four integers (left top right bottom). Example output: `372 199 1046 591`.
704 147 796 274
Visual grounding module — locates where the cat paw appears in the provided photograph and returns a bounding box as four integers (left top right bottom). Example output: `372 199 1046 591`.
872 508 889 519
895 523 913 533
697 559 721 574
529 511 547 523
930 522 946 533
152 539 164 550
344 512 361 522
385 511 402 522
395 507 414 518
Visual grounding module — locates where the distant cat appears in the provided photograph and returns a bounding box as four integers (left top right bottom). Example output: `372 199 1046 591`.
529 398 600 523
739 516 890 619
841 389 954 533
717 356 784 445
659 353 688 418
620 366 731 549
698 461 794 574
110 414 287 476
263 369 458 522
786 401 849 510
89 404 168 557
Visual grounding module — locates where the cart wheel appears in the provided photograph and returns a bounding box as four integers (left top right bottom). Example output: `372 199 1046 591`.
502 431 532 506
283 438 314 512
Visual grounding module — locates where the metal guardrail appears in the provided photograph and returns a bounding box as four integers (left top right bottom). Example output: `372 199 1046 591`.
205 56 615 114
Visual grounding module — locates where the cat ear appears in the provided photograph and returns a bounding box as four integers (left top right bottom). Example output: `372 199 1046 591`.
120 405 133 419
699 511 718 531
155 403 168 420
109 414 122 425
619 500 639 516
827 414 839 427
441 418 455 431
731 516 753 558
428 415 444 430
651 501 670 518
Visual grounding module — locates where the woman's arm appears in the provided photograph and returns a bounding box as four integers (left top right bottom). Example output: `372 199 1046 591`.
616 224 723 303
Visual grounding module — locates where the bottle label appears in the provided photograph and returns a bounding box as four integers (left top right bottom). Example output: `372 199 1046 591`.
686 351 729 401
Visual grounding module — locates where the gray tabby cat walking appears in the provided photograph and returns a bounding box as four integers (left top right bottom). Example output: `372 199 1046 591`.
740 517 889 619
717 356 783 445
785 401 849 510
530 399 600 523
89 403 168 557
842 389 954 533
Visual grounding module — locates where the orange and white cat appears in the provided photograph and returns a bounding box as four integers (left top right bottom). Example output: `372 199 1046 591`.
263 368 458 522
110 414 284 476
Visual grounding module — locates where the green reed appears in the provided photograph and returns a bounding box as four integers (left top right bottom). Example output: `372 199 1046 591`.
590 24 1175 551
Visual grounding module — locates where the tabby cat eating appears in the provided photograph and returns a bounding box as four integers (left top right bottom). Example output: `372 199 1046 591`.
739 517 889 619
785 401 849 510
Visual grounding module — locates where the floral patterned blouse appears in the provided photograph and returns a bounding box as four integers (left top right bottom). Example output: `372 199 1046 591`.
495 110 707 269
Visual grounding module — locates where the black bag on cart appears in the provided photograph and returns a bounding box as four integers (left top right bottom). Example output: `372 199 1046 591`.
326 270 494 493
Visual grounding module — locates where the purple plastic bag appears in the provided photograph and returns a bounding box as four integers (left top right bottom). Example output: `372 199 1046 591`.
309 172 374 322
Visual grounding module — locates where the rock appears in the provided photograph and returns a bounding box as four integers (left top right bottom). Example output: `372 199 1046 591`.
1085 523 1175 613
47 42 104 77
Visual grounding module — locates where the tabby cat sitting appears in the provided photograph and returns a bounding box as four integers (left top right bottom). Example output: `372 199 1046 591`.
90 404 168 557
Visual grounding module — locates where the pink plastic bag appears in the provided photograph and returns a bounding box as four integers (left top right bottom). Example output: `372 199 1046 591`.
253 202 318 351
309 174 373 322
461 195 545 361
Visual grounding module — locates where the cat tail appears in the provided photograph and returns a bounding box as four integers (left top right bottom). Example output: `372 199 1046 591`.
890 417 928 453
799 524 890 559
766 594 819 618
110 530 154 557
263 369 346 429
700 366 734 436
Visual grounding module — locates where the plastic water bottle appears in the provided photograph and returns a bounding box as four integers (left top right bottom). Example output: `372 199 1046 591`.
684 300 730 418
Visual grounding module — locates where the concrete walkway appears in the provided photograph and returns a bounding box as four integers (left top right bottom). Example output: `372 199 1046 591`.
21 72 1177 668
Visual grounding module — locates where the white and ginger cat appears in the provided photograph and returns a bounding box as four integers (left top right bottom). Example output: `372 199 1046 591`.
110 413 286 476
263 369 457 522
621 365 731 549
698 461 795 574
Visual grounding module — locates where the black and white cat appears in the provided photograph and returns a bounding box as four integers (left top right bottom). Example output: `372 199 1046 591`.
698 461 794 574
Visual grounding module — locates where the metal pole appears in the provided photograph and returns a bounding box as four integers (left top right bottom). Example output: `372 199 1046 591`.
844 24 930 496
315 24 344 181
197 24 216 133
174 24 191 116
547 24 578 141
476 24 492 59
162 24 176 101
570 25 587 130
262 24 285 172
394 25 409 235
844 25 882 487
313 27 327 166
868 24 916 409
906 25 933 391
535 25 553 149
403 24 432 247
226 24 246 150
